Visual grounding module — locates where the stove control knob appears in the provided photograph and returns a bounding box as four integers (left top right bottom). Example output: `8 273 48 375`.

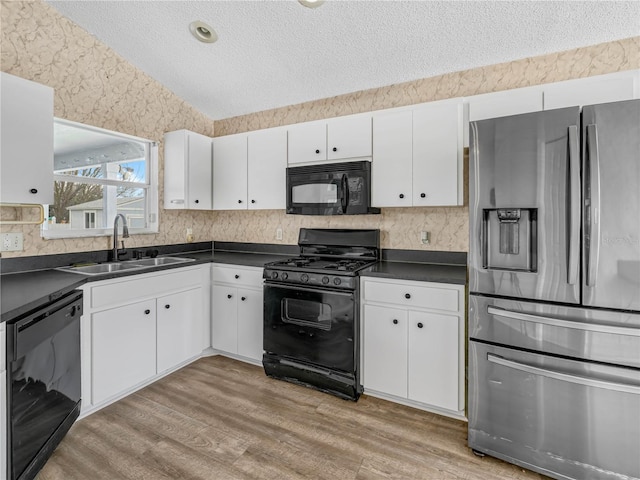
301 274 309 283
322 276 330 285
333 277 341 285
271 271 278 279
281 272 288 280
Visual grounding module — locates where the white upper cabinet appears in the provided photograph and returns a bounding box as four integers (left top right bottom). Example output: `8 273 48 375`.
287 114 372 165
0 72 54 204
164 129 212 210
543 70 640 110
247 128 287 209
413 100 463 206
213 133 248 210
372 100 463 208
372 110 413 207
467 85 543 123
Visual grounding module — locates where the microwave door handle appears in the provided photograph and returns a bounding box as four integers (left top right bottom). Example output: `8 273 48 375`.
341 174 349 213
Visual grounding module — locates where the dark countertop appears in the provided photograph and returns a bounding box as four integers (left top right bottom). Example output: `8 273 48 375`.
1 243 467 323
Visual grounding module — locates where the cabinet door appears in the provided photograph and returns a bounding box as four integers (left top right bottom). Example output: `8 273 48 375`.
213 134 248 210
0 370 5 474
247 128 287 209
408 311 459 411
92 300 156 405
237 287 264 361
544 72 639 110
327 115 372 160
372 110 413 207
211 285 238 353
413 101 463 206
362 305 408 397
0 72 54 204
157 287 203 373
186 131 213 209
468 86 543 122
287 121 327 164
163 130 188 209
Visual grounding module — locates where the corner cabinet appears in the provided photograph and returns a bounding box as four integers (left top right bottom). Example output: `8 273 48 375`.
213 128 287 211
361 276 466 419
211 264 264 364
81 265 209 413
164 129 213 210
0 72 54 204
287 114 372 165
372 99 464 207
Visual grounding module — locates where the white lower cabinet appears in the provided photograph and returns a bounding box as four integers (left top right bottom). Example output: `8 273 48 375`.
361 277 465 419
211 265 264 363
82 265 208 413
92 299 157 405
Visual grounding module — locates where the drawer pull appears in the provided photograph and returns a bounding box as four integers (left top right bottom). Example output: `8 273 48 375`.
487 354 640 394
417 322 423 328
392 319 398 325
165 304 170 309
227 294 232 299
404 293 411 299
235 274 240 279
241 296 246 301
144 309 151 315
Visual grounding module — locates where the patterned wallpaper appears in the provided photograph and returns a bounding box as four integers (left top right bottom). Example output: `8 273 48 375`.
1 0 638 257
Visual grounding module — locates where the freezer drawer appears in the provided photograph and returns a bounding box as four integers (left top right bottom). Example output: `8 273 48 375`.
469 295 640 368
469 341 640 480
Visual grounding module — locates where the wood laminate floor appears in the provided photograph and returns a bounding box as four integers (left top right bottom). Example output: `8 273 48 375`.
37 356 550 480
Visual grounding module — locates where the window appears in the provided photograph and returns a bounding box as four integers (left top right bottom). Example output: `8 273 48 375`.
42 119 158 239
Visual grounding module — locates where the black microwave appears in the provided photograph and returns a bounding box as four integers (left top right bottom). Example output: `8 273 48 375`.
286 160 380 215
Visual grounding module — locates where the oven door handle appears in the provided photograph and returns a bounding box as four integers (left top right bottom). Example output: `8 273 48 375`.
341 174 349 213
264 281 354 298
487 353 640 395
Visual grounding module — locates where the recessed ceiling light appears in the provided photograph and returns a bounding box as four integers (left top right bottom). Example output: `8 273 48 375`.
298 0 325 9
189 20 218 44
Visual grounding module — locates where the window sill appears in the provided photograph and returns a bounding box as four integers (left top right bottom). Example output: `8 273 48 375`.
41 227 159 240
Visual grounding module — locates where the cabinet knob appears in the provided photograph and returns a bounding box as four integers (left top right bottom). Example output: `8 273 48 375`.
235 274 240 279
332 147 337 152
405 293 411 299
238 199 242 204
392 319 398 325
30 188 38 194
165 304 170 309
399 193 404 199
315 149 320 154
227 294 232 299
195 199 199 203
251 199 256 204
417 322 424 329
420 193 426 198
144 309 151 315
241 296 246 301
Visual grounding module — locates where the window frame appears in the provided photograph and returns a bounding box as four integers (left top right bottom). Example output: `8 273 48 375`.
42 119 159 239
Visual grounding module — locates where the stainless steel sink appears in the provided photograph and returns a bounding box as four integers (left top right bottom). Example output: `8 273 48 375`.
62 262 144 275
130 256 195 266
58 256 196 276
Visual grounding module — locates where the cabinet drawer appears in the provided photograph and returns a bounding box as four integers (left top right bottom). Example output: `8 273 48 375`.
90 268 201 310
363 279 461 312
212 264 263 287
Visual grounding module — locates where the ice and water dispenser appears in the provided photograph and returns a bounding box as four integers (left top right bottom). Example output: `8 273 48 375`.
482 207 537 272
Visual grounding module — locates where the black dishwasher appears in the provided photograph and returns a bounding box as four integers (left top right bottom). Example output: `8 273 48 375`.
6 290 83 480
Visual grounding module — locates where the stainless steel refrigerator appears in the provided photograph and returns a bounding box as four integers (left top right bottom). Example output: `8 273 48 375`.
468 99 640 480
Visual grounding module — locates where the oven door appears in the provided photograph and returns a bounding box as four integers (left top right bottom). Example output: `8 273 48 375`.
263 282 356 372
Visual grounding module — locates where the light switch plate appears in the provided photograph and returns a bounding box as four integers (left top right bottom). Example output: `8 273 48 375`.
1 233 24 251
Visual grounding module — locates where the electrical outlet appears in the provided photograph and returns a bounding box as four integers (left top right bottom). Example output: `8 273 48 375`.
1 233 24 252
276 228 283 241
420 231 430 245
186 228 194 243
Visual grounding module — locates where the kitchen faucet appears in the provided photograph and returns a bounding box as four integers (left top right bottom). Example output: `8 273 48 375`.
112 214 130 261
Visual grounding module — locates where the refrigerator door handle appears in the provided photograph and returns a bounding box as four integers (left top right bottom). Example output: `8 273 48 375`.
487 305 640 337
567 125 580 285
487 354 640 394
586 124 601 287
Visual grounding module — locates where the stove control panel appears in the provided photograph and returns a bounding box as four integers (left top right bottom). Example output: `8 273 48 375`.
263 269 357 290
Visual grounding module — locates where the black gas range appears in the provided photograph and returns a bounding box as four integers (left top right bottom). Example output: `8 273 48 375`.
262 228 380 401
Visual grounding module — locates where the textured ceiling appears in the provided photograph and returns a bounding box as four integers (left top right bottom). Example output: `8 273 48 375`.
46 1 640 121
